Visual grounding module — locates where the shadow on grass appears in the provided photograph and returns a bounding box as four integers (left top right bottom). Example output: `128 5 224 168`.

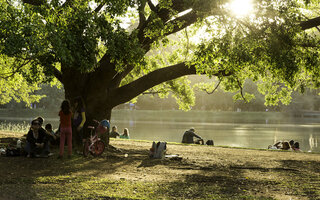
276 159 320 200
150 158 320 199
0 145 135 199
1 142 320 199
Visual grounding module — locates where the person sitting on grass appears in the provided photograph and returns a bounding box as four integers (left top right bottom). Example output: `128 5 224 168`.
281 141 292 150
120 128 130 139
268 141 282 150
45 123 60 147
292 142 302 152
25 119 47 158
110 125 120 138
181 128 204 144
35 116 52 155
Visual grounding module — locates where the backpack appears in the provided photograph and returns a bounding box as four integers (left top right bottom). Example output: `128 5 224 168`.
206 140 214 146
149 141 167 159
6 148 21 157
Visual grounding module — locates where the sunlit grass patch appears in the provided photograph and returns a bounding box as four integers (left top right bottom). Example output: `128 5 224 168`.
31 175 158 199
0 121 29 134
21 175 277 200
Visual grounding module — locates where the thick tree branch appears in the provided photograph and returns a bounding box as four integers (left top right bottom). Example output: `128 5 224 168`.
137 0 147 30
147 0 157 13
140 10 200 51
110 62 196 106
94 3 106 13
22 0 45 6
163 10 199 38
301 15 320 32
53 67 63 82
110 62 233 106
116 1 215 82
300 16 320 30
137 0 196 48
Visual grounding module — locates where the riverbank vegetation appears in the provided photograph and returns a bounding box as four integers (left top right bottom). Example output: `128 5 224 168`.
1 109 318 126
2 80 320 113
1 131 319 200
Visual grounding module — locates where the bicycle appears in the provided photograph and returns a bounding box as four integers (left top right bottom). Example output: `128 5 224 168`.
83 120 109 157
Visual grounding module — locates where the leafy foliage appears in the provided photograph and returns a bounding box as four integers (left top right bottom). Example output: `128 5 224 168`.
189 0 320 106
0 0 320 110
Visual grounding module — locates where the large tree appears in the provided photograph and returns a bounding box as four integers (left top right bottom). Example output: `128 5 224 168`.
0 0 320 122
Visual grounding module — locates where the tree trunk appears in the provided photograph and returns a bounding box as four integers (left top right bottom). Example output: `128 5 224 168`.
60 61 198 146
62 66 114 146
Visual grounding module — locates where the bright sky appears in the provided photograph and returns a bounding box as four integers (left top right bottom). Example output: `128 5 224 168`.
190 0 255 44
229 0 254 17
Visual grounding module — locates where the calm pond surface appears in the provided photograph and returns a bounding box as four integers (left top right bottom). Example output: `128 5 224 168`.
1 110 319 153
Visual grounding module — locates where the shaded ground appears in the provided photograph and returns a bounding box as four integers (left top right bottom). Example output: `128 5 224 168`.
0 131 320 200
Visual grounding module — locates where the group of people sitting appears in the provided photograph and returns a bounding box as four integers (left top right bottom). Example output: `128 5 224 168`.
25 116 60 158
181 128 302 153
109 125 130 139
268 140 302 152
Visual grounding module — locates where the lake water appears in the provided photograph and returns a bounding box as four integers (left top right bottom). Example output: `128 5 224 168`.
1 110 319 153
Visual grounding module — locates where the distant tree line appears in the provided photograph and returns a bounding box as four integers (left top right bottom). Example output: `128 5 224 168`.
119 77 320 112
1 81 319 113
1 84 64 110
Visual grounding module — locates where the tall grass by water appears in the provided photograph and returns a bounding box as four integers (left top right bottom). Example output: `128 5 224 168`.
0 121 29 137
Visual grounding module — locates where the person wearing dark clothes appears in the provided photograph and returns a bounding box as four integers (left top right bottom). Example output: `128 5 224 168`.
25 119 47 157
182 128 203 144
72 97 86 153
45 123 60 146
292 142 302 152
35 116 51 155
110 125 120 138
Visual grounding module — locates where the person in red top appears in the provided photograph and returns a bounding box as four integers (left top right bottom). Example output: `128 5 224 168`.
58 100 73 159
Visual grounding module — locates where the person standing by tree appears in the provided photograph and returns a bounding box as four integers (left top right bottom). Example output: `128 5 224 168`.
58 100 73 159
72 97 86 153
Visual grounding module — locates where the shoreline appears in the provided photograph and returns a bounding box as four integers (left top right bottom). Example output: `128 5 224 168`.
1 130 319 154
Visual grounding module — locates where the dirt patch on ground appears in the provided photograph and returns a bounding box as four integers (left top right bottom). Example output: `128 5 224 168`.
1 133 320 199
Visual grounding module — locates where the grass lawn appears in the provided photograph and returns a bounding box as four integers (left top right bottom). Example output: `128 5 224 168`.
1 131 320 200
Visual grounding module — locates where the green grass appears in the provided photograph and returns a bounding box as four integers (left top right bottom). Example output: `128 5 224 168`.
1 133 319 200
1 174 276 200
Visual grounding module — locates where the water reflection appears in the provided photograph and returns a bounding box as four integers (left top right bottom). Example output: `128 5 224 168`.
1 111 320 153
309 134 318 152
273 128 278 145
114 120 320 153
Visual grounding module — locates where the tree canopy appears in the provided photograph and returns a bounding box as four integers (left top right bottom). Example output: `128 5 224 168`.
0 0 320 116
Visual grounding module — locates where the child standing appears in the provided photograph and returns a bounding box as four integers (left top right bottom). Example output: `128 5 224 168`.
58 100 72 159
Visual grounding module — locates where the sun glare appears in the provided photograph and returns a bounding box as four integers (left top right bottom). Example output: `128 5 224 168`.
229 0 253 17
